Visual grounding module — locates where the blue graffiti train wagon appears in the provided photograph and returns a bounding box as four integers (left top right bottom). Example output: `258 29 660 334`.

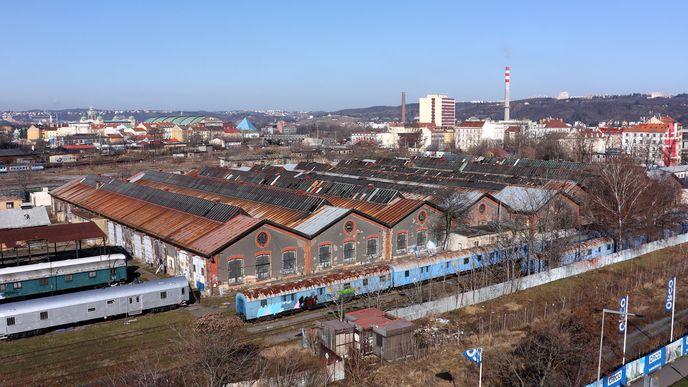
237 264 392 321
389 246 490 287
559 237 614 266
0 254 128 301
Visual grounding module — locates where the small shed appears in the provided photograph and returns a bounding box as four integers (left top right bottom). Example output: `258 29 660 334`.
372 319 416 361
317 319 355 359
345 308 417 361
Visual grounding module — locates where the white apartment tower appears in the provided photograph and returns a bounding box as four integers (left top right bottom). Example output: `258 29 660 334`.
419 94 455 127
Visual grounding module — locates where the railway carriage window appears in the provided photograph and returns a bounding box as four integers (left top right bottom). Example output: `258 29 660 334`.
366 238 379 257
282 251 296 273
64 274 73 282
5 202 14 209
107 300 114 305
446 262 451 269
136 296 139 302
260 299 267 307
474 241 480 247
416 231 427 249
13 282 22 289
88 271 96 278
0 284 5 291
290 294 295 301
160 291 167 299
343 283 351 290
607 244 612 250
477 255 483 262
396 233 407 253
343 242 356 261
318 245 332 266
319 288 324 295
463 258 469 265
255 255 271 280
404 270 410 278
181 288 185 295
39 278 49 286
88 308 96 312
587 249 592 255
282 295 288 302
40 312 48 320
6 317 15 326
363 278 368 287
379 275 386 283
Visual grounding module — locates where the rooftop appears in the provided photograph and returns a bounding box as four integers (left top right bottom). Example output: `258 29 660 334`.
0 207 51 230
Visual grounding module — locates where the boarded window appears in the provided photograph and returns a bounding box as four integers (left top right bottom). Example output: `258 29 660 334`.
282 251 296 273
7 317 15 326
366 238 378 257
228 260 242 283
319 245 332 266
255 255 270 280
88 271 97 278
40 311 48 321
0 284 5 291
13 282 22 289
396 233 407 253
64 274 73 282
343 283 351 290
39 278 49 286
343 242 355 261
376 333 383 347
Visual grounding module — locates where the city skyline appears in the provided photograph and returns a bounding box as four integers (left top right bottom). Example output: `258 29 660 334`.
3 0 688 111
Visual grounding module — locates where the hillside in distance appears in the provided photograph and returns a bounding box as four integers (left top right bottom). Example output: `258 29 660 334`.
334 94 688 125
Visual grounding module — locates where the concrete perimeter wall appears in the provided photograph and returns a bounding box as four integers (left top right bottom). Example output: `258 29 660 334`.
390 233 688 320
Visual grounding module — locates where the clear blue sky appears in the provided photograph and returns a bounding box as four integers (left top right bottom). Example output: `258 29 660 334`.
2 0 687 111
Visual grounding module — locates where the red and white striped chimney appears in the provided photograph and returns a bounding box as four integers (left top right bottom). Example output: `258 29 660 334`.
504 66 510 121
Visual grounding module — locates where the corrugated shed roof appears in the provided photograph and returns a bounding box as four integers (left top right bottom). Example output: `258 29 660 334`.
50 180 262 257
134 179 310 226
0 207 51 230
0 221 105 248
493 186 557 212
292 206 351 236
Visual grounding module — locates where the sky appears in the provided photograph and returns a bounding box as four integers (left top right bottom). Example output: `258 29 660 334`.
2 0 688 111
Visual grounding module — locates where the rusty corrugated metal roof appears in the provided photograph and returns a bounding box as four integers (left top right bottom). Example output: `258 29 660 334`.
51 180 263 257
239 264 390 301
0 222 105 248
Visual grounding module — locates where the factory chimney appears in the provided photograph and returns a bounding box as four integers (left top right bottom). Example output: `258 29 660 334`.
401 91 406 124
504 66 510 121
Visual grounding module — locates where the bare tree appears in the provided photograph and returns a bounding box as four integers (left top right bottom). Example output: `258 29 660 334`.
587 157 650 251
436 191 474 249
175 313 261 387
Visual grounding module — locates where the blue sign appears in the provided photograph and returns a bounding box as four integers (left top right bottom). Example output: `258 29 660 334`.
645 347 666 374
619 295 628 332
463 348 482 366
666 277 676 312
604 366 626 387
683 335 688 356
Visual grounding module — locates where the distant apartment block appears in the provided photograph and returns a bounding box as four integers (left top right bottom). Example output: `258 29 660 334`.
419 94 455 128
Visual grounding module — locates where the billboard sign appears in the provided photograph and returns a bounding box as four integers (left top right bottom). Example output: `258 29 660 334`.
666 277 676 312
645 347 666 374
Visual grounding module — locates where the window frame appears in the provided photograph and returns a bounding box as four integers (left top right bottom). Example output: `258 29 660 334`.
40 311 48 321
343 241 356 262
281 250 297 274
255 254 271 281
366 237 379 257
396 232 407 254
318 244 332 266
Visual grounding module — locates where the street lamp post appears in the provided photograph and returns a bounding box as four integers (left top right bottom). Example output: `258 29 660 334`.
596 308 639 386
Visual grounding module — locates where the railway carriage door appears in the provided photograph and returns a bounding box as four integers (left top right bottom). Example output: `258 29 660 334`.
127 294 143 315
